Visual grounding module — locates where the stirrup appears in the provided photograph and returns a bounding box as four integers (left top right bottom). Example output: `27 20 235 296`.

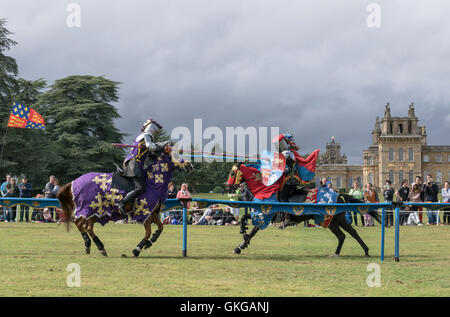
114 163 124 174
116 201 128 214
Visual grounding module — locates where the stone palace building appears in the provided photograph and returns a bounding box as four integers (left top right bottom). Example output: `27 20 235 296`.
315 103 450 189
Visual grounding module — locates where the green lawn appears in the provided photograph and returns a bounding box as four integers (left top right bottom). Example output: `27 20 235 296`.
1 220 450 297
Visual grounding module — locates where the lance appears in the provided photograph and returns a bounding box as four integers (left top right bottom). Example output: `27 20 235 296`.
111 143 265 162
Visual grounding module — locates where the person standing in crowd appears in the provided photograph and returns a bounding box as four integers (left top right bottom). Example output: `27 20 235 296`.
167 182 177 199
43 175 57 221
1 174 11 222
414 176 425 223
383 180 395 227
363 183 378 226
6 177 19 222
18 177 32 222
424 174 439 225
396 179 410 225
44 175 56 198
51 178 60 196
349 181 364 226
51 178 61 220
407 183 424 226
441 181 450 225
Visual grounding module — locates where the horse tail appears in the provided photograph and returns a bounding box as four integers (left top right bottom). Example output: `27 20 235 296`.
57 183 75 232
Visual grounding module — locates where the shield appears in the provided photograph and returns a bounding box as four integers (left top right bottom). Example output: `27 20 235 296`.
260 150 286 186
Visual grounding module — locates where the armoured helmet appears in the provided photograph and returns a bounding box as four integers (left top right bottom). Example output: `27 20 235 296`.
272 133 299 152
141 118 162 138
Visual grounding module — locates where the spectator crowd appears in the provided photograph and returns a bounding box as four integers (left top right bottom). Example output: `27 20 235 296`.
346 174 449 227
1 174 61 223
2 172 449 228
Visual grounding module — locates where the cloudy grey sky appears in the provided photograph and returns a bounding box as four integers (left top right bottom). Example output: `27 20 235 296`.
2 0 450 164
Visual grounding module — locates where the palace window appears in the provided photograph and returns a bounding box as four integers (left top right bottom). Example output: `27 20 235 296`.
399 148 404 162
409 148 414 161
389 148 394 162
436 171 442 185
369 173 374 185
389 122 393 134
436 155 442 163
336 176 342 188
357 176 362 187
389 170 394 184
424 155 429 162
348 177 353 188
399 171 404 184
408 121 412 134
409 170 414 184
399 124 403 134
369 156 374 165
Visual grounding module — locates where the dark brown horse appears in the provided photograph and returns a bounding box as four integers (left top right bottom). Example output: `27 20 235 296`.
227 163 381 257
57 182 164 257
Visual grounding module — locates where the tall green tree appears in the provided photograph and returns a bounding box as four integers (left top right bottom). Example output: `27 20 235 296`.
38 75 126 184
0 18 19 175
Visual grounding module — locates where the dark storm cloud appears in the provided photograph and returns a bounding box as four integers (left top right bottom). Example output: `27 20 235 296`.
2 0 450 163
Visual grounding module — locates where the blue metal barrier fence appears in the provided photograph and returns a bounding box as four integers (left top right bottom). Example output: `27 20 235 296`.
1 197 448 261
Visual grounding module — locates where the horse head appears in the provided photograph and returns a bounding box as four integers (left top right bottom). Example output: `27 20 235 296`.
227 162 243 193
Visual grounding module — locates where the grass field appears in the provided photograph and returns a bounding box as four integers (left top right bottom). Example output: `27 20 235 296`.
1 219 450 297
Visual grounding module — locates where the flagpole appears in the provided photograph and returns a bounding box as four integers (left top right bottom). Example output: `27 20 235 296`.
0 125 9 169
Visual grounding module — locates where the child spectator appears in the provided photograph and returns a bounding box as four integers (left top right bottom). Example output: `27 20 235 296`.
176 183 192 209
43 208 54 223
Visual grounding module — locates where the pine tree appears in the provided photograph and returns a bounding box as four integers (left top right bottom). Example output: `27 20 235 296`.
38 75 126 184
0 18 19 175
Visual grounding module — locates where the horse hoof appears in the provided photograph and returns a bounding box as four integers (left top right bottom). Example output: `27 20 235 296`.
85 247 91 254
100 249 108 257
132 249 140 257
234 247 241 254
365 254 371 257
328 254 339 258
121 254 128 258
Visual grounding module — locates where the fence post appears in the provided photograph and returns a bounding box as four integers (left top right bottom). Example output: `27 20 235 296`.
381 207 385 262
394 206 400 262
178 198 192 257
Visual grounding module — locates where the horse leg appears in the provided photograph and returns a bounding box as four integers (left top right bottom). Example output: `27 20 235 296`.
234 225 260 254
86 218 107 257
132 215 153 257
75 218 91 254
337 214 370 257
327 221 346 257
150 212 163 244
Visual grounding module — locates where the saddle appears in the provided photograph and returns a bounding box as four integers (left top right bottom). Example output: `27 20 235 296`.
111 172 135 195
